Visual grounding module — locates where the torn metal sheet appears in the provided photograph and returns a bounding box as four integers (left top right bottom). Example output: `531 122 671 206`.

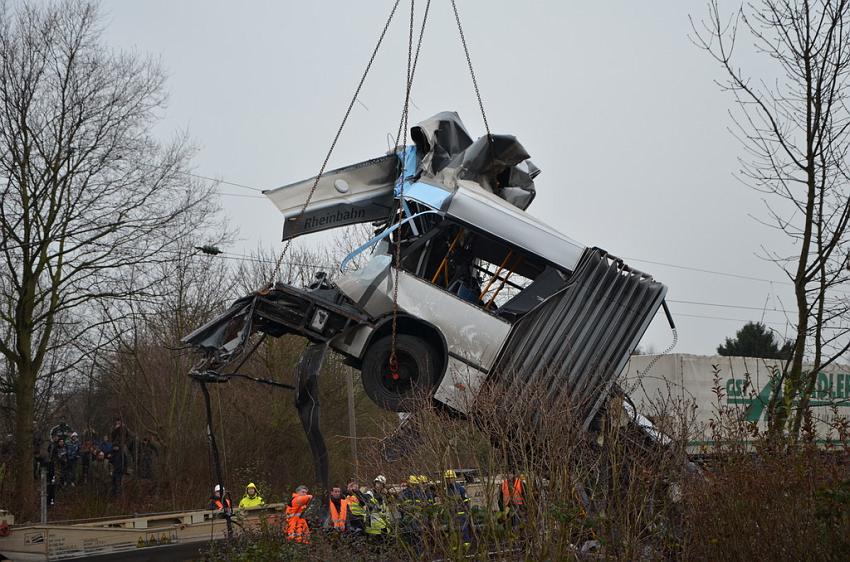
264 155 397 240
182 282 369 367
410 111 474 175
492 248 667 430
410 111 537 209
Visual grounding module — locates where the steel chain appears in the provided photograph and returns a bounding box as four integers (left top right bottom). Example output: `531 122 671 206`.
268 0 403 286
389 0 431 377
450 0 491 139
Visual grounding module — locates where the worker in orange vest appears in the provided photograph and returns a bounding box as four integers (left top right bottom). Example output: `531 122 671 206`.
498 473 526 528
323 485 350 531
285 485 313 543
208 484 233 516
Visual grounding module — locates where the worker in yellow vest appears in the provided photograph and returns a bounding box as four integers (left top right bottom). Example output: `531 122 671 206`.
323 485 350 531
443 469 472 545
238 482 264 509
345 480 368 533
364 475 390 538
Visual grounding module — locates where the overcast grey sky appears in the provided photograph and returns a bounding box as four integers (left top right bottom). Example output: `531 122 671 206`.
101 0 796 355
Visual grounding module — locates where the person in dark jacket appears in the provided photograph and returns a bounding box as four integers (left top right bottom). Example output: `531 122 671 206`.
80 441 93 484
443 470 471 546
138 437 157 479
65 432 80 485
32 423 45 480
109 445 126 496
52 438 69 487
110 418 134 450
43 434 59 505
98 436 111 455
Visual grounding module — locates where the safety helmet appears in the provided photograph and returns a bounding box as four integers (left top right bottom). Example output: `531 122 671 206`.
408 475 418 484
214 484 222 493
374 475 387 484
246 482 257 490
444 469 457 479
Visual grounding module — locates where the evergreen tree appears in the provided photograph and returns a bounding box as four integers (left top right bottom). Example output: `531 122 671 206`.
717 322 793 359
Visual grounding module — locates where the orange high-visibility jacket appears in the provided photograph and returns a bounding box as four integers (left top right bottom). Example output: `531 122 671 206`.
286 493 313 543
328 498 349 530
501 478 524 506
287 493 312 516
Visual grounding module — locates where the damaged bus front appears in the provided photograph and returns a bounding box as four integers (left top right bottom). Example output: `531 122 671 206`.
183 111 671 447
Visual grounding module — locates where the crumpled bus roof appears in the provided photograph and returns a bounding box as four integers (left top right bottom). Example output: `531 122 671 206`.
264 111 586 272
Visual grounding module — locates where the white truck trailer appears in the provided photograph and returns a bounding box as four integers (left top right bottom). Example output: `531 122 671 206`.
624 353 850 452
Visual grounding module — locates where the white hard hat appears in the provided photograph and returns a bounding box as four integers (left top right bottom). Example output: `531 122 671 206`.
214 484 222 493
374 475 387 484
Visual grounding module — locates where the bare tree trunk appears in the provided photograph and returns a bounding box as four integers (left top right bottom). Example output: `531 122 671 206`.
12 367 35 519
692 0 850 441
0 1 222 517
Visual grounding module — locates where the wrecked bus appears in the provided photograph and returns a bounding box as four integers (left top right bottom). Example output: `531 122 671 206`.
184 111 671 439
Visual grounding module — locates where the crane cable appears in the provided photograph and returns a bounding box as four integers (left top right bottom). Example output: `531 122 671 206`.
268 0 404 286
388 0 490 376
195 1 495 538
197 5 408 538
450 0 491 140
264 0 492 378
389 0 430 377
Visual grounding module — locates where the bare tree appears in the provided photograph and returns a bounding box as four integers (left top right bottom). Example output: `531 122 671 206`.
692 0 850 439
92 242 232 505
0 1 219 517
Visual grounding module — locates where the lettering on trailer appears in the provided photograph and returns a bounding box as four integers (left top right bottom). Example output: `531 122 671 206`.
725 374 850 422
296 207 367 231
39 530 135 558
82 537 107 551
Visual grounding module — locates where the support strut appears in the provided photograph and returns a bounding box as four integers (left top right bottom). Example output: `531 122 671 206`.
198 380 233 539
294 342 330 490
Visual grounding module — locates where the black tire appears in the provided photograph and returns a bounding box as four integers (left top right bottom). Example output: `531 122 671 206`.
360 334 440 412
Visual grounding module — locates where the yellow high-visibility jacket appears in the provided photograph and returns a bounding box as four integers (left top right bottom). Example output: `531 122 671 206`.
238 483 265 509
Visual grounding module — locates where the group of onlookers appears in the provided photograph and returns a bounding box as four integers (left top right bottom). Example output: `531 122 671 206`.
33 418 158 505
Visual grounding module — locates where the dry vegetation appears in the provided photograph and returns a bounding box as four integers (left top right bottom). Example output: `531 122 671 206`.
205 377 850 561
4 304 850 561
